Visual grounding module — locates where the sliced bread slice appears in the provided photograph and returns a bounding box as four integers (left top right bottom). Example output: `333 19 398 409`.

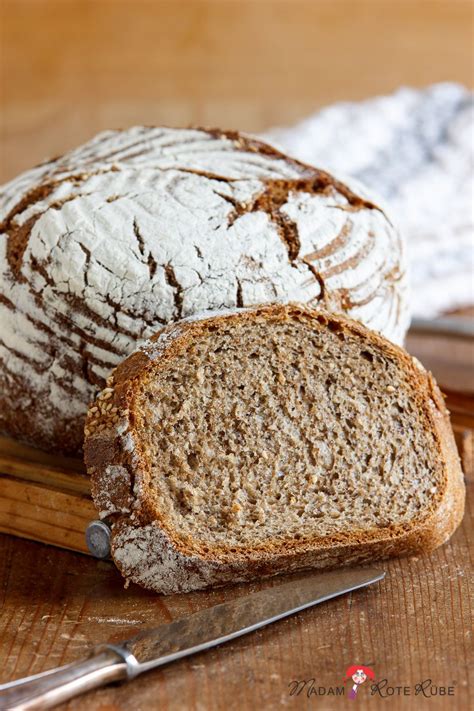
84 304 464 594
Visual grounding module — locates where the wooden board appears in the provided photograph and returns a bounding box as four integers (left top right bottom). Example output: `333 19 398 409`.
0 437 92 554
0 459 472 710
1 4 472 707
0 326 473 556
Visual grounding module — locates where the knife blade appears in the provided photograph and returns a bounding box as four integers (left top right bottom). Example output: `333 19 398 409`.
122 566 384 672
0 566 384 710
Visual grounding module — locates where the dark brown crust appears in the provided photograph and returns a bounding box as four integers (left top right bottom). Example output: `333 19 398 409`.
84 304 465 594
202 126 379 212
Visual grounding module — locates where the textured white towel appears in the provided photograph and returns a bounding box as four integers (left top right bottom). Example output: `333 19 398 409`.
263 83 474 317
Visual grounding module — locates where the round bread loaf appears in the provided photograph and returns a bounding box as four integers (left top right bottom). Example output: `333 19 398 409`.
0 127 409 453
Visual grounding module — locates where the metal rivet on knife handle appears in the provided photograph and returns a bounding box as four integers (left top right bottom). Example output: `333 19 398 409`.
86 520 112 559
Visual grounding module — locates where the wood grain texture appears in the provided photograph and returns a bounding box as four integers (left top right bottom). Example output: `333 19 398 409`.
0 435 92 553
0 2 472 705
0 476 471 710
0 326 473 708
0 477 94 554
1 0 473 182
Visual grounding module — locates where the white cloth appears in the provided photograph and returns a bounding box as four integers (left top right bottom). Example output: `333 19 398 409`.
262 83 474 317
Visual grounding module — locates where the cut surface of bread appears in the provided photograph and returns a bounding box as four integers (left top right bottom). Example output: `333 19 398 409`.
84 304 464 594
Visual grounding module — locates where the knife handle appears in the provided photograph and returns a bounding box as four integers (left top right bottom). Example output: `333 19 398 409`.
0 646 130 710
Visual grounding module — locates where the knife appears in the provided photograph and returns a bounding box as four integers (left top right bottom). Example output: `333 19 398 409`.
0 566 384 710
409 316 474 340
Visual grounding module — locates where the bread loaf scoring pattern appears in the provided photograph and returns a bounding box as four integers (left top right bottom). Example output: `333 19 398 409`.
0 127 409 453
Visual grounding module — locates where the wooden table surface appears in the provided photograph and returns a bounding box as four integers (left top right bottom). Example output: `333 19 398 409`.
0 474 472 710
1 2 473 709
1 0 473 183
0 331 472 710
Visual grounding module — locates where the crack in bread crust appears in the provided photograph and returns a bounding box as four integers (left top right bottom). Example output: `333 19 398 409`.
0 127 409 454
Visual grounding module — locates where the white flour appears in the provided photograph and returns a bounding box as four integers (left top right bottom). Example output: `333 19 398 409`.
263 82 474 317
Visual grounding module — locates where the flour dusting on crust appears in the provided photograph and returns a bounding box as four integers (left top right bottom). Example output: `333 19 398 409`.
0 127 409 453
112 521 237 594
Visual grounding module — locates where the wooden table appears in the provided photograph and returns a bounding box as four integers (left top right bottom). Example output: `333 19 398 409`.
1 1 473 708
0 327 473 710
1 0 473 183
0 498 471 711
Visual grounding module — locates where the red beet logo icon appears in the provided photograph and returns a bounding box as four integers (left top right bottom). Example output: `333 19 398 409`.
344 665 375 699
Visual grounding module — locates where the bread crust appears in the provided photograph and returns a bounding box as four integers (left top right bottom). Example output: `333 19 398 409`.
84 304 464 594
0 126 408 454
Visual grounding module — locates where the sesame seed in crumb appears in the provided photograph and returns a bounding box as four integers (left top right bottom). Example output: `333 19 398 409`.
83 304 462 595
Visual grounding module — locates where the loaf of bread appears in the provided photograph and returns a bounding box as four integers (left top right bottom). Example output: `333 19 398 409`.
0 127 408 454
84 304 464 594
